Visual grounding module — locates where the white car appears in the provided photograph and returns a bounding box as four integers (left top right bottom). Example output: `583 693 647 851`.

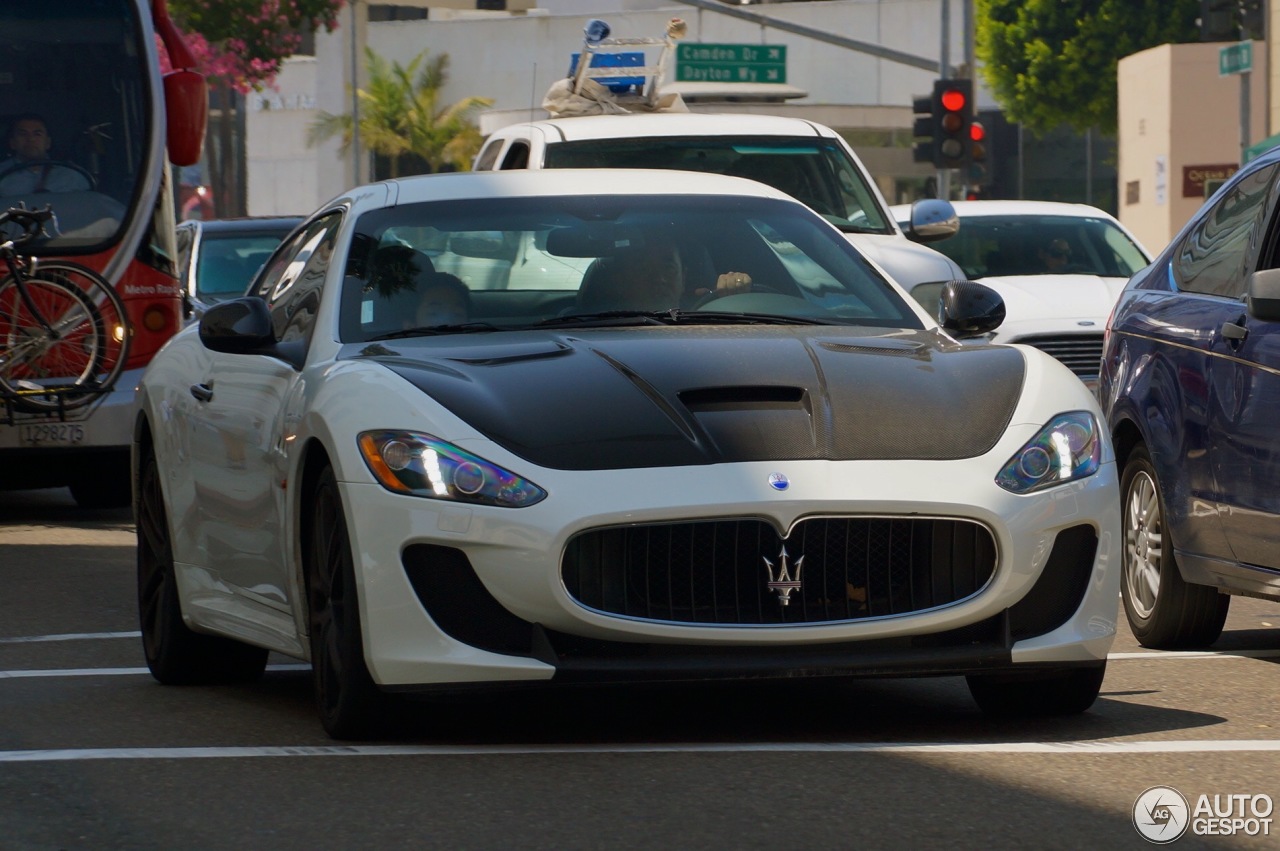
477 111 965 293
892 200 1152 390
135 169 1120 739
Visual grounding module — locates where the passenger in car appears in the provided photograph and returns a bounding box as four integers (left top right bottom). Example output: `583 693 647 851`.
577 242 754 311
1038 238 1074 273
414 272 470 327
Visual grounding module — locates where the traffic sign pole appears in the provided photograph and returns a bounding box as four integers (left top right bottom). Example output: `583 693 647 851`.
1220 41 1254 164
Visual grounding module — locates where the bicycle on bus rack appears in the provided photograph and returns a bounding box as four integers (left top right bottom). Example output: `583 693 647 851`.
0 205 130 416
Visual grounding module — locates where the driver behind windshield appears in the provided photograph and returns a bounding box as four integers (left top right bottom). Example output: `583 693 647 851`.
0 113 90 195
577 241 754 312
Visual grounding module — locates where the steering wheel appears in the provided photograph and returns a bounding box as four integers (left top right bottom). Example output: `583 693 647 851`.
692 282 790 309
0 159 95 189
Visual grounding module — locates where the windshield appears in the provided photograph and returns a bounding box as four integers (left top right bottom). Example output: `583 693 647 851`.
927 214 1150 279
0 0 150 253
543 137 893 234
338 194 921 342
195 230 295 303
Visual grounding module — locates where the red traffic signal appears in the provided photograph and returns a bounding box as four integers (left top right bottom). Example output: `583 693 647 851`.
940 88 967 112
932 78 973 170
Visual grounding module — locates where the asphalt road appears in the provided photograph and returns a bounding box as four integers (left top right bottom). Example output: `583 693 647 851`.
2 487 1280 850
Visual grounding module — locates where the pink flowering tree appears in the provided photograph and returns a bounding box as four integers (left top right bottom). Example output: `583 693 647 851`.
165 0 345 215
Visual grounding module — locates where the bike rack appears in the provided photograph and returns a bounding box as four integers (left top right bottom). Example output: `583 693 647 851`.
1 383 111 425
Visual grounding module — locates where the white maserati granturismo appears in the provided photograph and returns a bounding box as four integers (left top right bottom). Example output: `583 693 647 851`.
134 170 1120 738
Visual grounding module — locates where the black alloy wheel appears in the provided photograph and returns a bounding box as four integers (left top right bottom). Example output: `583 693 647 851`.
136 439 268 684
306 464 387 739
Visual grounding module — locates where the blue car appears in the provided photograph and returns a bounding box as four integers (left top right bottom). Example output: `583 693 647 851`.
1100 149 1280 648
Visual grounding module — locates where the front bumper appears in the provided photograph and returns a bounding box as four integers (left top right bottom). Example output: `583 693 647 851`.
339 454 1121 688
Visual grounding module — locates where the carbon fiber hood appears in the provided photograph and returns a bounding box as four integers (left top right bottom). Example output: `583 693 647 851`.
349 327 1025 471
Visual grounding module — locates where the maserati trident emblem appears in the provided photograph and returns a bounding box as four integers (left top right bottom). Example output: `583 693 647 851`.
763 545 803 606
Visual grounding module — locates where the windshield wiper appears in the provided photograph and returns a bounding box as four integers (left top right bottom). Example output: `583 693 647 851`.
368 322 504 341
833 222 889 235
537 310 676 327
689 311 833 326
539 309 832 328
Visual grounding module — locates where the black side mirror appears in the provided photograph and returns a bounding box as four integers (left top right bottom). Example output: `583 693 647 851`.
904 198 960 244
199 297 277 354
1247 268 1280 322
939 280 1005 338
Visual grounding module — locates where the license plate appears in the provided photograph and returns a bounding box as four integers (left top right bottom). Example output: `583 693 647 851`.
19 422 86 445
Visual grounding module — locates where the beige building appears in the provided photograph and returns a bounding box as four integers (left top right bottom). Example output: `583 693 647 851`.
1117 41 1268 253
1117 0 1280 251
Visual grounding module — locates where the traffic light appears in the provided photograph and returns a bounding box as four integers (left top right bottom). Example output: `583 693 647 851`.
968 119 989 185
933 78 973 170
911 92 935 165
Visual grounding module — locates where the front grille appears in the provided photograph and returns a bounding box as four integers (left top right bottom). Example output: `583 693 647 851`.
563 517 997 625
1013 333 1104 378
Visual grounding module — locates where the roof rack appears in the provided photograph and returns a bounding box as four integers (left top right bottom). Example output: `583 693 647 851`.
567 18 688 110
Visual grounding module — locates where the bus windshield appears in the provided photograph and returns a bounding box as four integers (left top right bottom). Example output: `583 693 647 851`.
0 0 150 252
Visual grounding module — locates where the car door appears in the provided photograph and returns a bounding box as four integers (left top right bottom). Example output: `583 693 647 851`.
189 213 342 606
1205 168 1280 569
1161 163 1280 564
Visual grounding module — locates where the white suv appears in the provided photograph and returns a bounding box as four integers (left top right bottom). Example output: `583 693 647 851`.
474 111 964 292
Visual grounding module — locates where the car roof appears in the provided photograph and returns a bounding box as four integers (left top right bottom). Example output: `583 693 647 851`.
381 168 803 206
888 199 1126 224
498 112 838 143
180 216 305 234
945 200 1121 219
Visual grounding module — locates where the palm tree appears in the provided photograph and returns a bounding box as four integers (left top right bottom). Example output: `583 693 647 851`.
308 47 493 177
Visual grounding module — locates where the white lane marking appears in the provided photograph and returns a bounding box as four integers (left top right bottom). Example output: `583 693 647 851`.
3 740 1280 763
0 631 141 645
0 664 309 679
0 528 135 545
1109 649 1280 660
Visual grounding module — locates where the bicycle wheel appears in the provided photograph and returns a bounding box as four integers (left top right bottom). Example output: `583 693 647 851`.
0 261 129 412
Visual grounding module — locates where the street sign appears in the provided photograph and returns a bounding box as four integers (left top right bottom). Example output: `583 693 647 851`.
1219 41 1252 76
676 43 786 84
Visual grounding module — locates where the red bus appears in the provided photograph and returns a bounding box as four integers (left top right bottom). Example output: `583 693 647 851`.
0 0 205 507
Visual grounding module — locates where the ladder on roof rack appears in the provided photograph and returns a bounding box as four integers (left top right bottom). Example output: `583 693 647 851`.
569 18 687 109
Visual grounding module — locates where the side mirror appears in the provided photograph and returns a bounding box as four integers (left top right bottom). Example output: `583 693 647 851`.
939 280 1005 338
904 198 960 244
164 69 208 167
199 297 276 354
1247 268 1280 322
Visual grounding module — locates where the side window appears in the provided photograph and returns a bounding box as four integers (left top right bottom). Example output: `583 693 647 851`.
174 225 194 282
252 213 343 346
499 141 530 170
1175 164 1278 298
474 139 503 171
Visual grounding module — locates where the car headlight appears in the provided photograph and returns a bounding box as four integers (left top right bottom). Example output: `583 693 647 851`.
358 430 547 507
995 412 1101 494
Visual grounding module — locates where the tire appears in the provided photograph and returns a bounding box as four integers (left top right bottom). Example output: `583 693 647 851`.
1120 443 1229 649
966 664 1106 717
305 464 387 739
70 452 132 509
0 261 129 411
136 440 268 684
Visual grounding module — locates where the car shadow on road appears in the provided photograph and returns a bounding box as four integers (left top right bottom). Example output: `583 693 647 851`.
222 668 1227 747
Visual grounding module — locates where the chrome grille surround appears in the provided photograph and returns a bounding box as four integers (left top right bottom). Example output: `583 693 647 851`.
562 516 999 627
